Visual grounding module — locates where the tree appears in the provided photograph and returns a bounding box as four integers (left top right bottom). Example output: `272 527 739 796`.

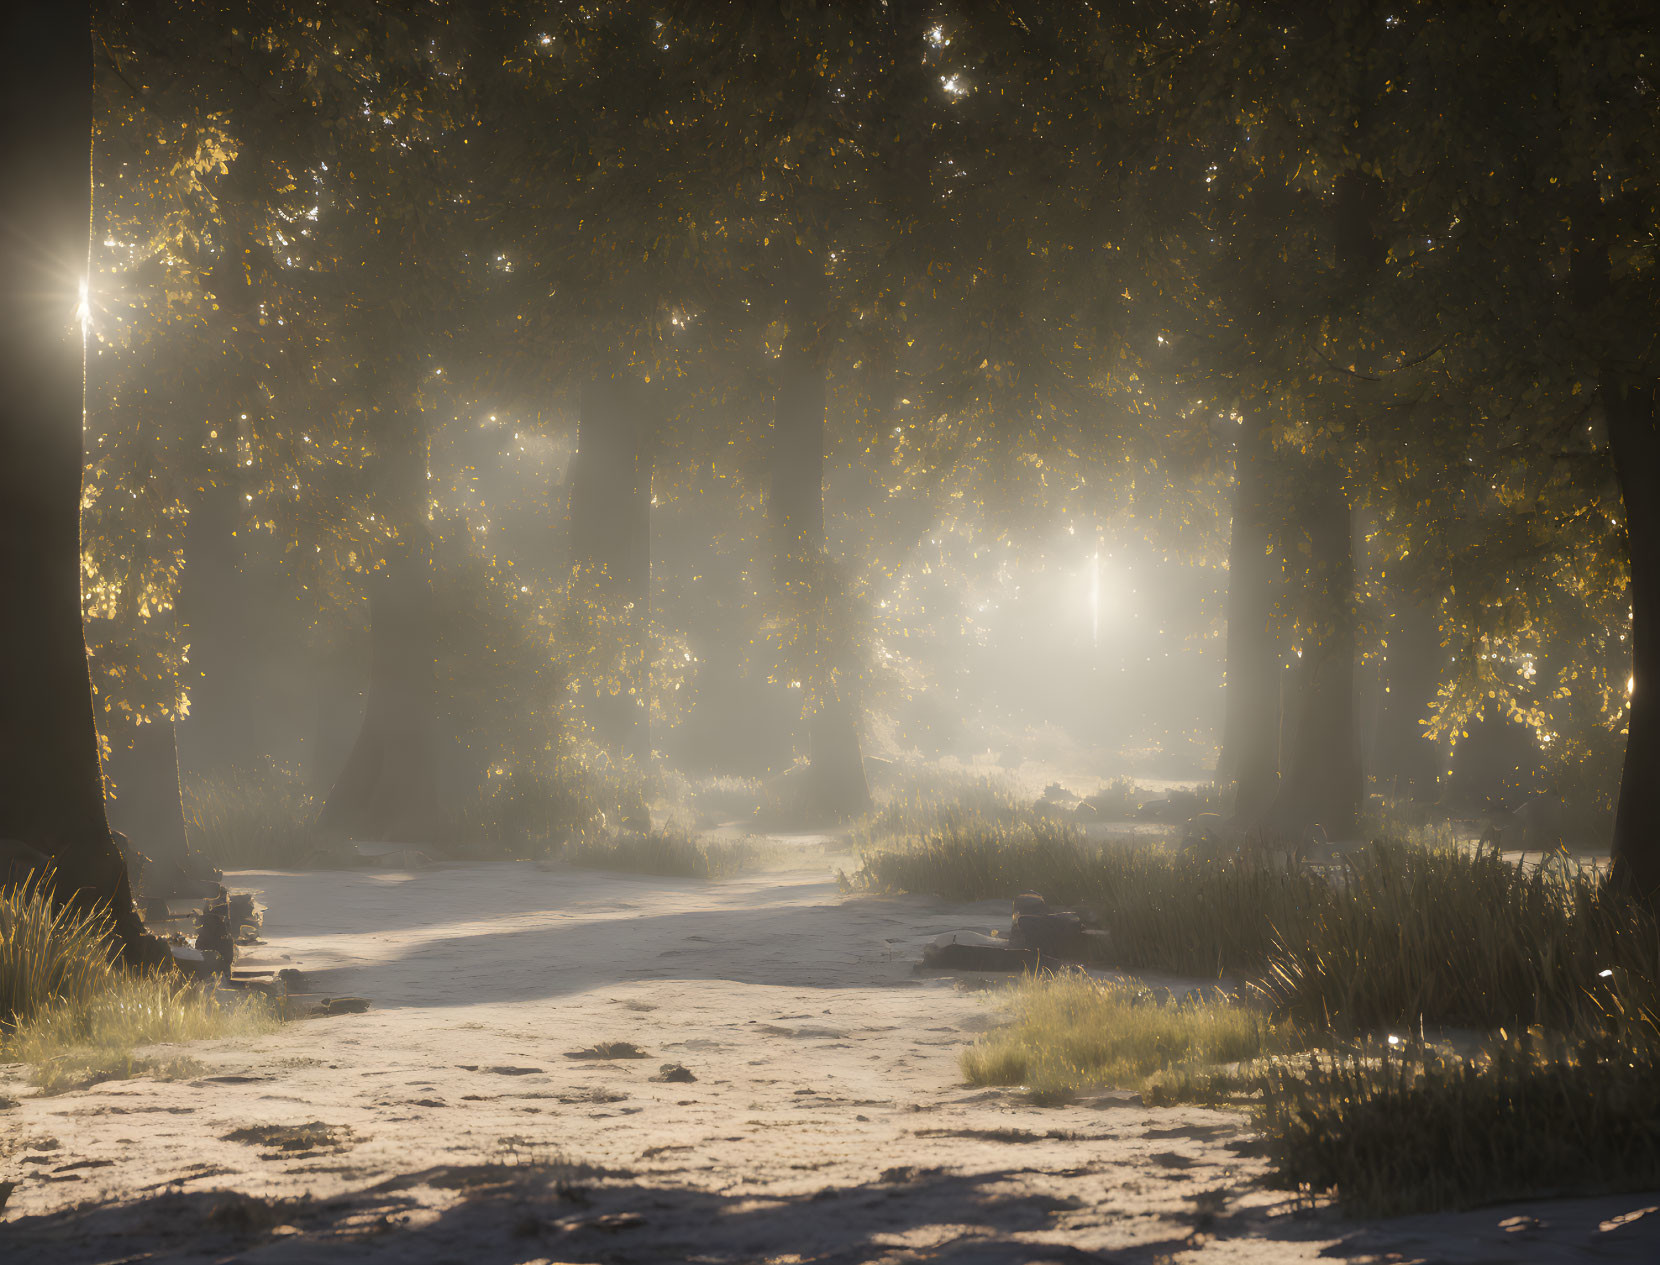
0 0 147 954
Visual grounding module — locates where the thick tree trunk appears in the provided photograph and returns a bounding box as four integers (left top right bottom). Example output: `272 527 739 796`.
0 2 147 953
771 307 871 820
1262 468 1362 840
1217 405 1282 823
1606 377 1660 897
318 416 442 841
569 373 651 765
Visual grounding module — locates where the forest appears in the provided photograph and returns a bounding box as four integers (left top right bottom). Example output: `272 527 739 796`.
3 1 1660 1261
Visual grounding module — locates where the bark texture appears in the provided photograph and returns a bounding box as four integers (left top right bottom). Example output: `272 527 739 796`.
0 1 146 951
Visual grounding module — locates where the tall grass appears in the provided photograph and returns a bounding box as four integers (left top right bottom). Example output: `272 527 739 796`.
970 971 1660 1213
13 972 278 1093
1259 844 1660 1032
961 972 1292 1104
1259 1028 1660 1215
2 874 276 1092
561 827 772 879
184 762 317 868
897 794 1660 1213
849 818 1331 979
1 872 115 1028
850 820 1660 1033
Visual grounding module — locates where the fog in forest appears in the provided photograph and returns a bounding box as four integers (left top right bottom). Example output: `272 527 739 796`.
3 3 1660 1262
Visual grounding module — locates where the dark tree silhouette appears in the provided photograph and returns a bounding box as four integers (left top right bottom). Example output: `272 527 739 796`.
0 0 147 953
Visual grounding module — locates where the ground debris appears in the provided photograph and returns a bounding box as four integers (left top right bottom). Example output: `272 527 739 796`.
564 1041 649 1060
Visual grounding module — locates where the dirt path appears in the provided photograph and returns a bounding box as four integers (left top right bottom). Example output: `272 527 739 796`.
4 843 1659 1263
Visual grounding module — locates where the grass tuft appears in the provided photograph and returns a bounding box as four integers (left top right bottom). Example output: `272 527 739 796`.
560 827 771 879
961 971 1291 1105
12 971 277 1093
1259 1028 1660 1215
2 873 277 1092
2 871 116 1028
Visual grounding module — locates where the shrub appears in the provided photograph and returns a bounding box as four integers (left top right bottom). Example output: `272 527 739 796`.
184 761 317 868
460 746 650 856
560 827 771 880
1259 1027 1660 1215
851 822 1660 1034
1258 843 1660 1032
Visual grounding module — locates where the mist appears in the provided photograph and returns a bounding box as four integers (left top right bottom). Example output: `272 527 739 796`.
3 3 1659 1261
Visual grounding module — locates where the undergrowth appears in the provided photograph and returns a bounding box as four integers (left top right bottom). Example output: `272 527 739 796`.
184 761 317 868
1259 1026 1660 1215
2 875 276 1093
912 800 1660 1214
2 872 116 1028
559 827 771 879
961 972 1293 1105
850 822 1660 1033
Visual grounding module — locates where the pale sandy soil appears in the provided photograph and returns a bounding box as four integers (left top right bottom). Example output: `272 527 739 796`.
3 838 1659 1264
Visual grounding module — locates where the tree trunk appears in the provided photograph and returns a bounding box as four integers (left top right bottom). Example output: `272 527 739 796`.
1606 377 1660 896
569 372 651 765
101 709 192 892
1217 404 1282 823
0 1 147 953
175 477 267 772
1262 467 1362 840
318 417 442 841
770 304 871 820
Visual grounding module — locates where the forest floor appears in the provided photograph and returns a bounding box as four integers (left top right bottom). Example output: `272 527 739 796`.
4 835 1659 1264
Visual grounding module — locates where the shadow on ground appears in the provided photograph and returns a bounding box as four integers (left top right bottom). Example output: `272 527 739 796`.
2 1161 1168 1264
9 1158 1659 1264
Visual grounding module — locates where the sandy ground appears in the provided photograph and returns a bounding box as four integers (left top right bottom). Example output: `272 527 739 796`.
4 837 1660 1264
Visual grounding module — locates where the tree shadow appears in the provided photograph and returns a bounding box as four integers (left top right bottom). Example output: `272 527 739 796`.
245 863 984 1007
0 1160 1182 1264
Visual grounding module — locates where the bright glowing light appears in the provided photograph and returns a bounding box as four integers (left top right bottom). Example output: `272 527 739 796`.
75 277 91 329
1628 673 1636 697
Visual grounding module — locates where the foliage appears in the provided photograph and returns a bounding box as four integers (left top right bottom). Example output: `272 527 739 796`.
1 873 116 1029
183 762 317 869
853 823 1660 1033
849 821 1327 979
11 971 276 1094
1260 1029 1660 1216
1259 844 1660 1033
961 972 1291 1106
458 742 649 855
560 827 772 881
1 875 273 1091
